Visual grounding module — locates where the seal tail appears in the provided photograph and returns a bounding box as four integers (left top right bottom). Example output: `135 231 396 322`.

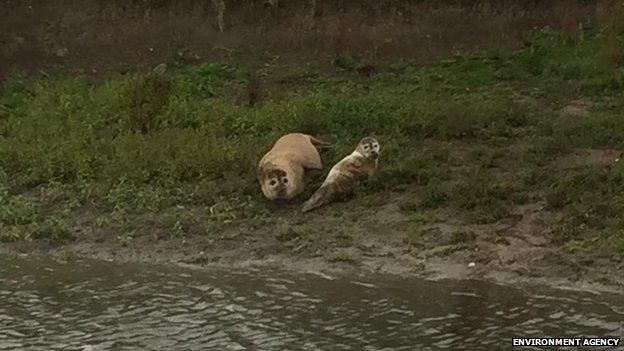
307 135 332 149
301 184 335 213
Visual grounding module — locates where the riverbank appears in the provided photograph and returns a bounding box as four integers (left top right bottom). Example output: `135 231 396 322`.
2 19 624 293
2 191 623 295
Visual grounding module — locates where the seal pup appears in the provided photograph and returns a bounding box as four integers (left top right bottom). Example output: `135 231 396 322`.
301 136 380 212
257 133 330 202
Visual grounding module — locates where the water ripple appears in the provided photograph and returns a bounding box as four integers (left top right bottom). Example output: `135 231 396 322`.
0 255 622 351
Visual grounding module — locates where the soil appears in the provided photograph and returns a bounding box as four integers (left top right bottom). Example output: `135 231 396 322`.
1 0 605 79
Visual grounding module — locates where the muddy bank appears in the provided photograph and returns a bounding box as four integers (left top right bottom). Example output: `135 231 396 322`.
3 187 623 295
1 0 607 78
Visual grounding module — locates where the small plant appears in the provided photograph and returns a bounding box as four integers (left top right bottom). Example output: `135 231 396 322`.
420 182 450 208
328 249 358 264
54 250 75 263
181 62 237 97
117 231 135 247
403 220 426 248
0 168 8 185
449 230 476 245
484 231 509 245
105 180 166 215
171 220 186 236
38 216 70 242
125 72 173 134
158 206 201 238
0 195 38 226
469 206 509 224
399 197 421 212
334 226 353 245
332 52 358 71
0 225 30 242
563 239 586 253
95 214 112 228
276 223 315 253
207 196 270 225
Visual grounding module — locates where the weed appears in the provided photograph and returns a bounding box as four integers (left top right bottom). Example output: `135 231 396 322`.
37 216 70 242
332 53 358 71
117 231 135 246
328 249 358 264
276 223 316 253
449 230 476 245
125 72 173 134
160 207 200 237
0 225 30 242
207 195 271 226
403 219 429 248
398 197 421 212
334 226 353 245
483 231 510 245
105 179 166 214
0 195 38 225
54 249 75 263
451 178 515 224
95 214 112 228
178 62 240 98
420 182 451 208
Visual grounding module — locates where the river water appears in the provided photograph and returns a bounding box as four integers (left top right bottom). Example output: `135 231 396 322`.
0 255 622 351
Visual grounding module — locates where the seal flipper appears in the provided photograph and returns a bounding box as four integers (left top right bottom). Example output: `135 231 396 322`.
307 135 332 149
301 184 335 213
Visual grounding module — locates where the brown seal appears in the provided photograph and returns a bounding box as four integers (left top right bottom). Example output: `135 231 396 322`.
257 133 330 202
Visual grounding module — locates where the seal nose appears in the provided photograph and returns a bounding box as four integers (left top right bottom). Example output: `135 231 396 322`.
370 151 379 159
275 185 287 198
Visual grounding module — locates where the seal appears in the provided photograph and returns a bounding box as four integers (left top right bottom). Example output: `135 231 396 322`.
257 133 330 202
301 136 380 212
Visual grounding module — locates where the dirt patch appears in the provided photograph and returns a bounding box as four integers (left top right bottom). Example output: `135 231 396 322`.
560 100 591 117
552 148 622 169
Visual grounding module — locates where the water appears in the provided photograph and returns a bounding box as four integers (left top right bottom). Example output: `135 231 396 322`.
0 255 622 351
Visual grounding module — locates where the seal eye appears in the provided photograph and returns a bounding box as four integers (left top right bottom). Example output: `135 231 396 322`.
364 145 369 149
283 178 288 184
269 180 276 186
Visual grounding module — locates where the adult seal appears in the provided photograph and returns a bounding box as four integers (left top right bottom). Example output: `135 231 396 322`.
257 133 330 202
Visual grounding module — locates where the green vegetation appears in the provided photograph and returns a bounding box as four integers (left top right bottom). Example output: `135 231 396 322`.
117 230 135 247
276 221 317 253
1 20 624 256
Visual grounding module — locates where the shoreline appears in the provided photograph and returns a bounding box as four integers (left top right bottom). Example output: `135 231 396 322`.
3 223 622 295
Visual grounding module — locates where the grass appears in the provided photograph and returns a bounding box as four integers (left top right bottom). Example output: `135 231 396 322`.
117 230 135 247
1 21 624 255
275 222 316 253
